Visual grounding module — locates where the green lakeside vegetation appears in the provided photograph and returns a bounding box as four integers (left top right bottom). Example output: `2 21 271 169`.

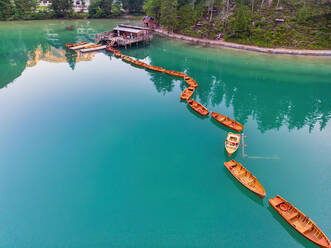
144 0 330 49
0 0 144 20
0 0 330 49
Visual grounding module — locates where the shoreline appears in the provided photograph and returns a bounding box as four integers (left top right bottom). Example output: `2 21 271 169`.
154 28 331 57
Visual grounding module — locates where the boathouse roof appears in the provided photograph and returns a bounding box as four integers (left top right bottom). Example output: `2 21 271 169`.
113 25 145 34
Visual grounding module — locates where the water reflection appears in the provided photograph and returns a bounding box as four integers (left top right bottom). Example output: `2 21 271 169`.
149 72 176 95
0 21 330 134
0 20 102 89
142 41 331 133
26 45 96 68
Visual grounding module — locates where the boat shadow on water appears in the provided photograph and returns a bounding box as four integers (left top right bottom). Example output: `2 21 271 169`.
267 205 317 248
223 167 265 207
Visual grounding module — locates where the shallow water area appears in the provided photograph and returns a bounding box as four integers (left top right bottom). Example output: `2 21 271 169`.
0 19 330 248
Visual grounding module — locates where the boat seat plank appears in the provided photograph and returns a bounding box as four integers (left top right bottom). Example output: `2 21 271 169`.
272 197 284 206
287 212 299 220
292 219 312 233
303 225 313 234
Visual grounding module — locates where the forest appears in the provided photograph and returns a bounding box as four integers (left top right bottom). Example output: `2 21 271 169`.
0 0 144 20
0 0 330 49
144 0 330 49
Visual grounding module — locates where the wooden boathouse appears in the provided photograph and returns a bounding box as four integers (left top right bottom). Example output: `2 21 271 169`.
96 24 153 48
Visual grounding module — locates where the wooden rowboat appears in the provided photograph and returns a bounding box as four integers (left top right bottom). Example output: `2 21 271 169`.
121 56 131 62
106 46 115 52
180 87 195 100
80 45 106 53
114 50 122 58
132 60 147 67
164 70 186 78
224 160 266 199
126 57 135 63
69 43 94 51
66 41 87 48
211 112 244 132
69 43 94 50
269 195 330 248
122 56 134 63
225 132 240 156
84 44 102 49
147 65 166 73
184 76 198 87
187 99 209 116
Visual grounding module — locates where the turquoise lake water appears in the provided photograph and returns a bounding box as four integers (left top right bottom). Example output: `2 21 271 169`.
0 19 330 248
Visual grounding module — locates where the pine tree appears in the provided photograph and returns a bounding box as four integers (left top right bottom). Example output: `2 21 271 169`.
121 0 144 13
233 3 251 38
14 0 37 19
143 0 162 21
88 0 112 18
51 0 73 18
160 0 178 31
0 0 14 20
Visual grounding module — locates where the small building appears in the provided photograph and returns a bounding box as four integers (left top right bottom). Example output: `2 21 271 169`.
96 24 153 48
73 0 90 13
38 0 90 13
143 16 155 29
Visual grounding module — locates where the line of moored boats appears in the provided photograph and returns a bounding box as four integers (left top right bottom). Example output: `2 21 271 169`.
66 41 106 52
66 41 331 248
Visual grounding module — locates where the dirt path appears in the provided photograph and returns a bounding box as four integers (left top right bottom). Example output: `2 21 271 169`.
154 28 331 56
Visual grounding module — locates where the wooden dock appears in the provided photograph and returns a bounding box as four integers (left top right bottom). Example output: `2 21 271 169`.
70 43 95 50
96 24 153 48
80 45 106 53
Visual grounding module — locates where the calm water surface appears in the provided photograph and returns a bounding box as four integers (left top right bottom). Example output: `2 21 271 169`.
0 19 330 248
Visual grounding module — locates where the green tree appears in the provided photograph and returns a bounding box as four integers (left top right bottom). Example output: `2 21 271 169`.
232 3 251 38
88 0 113 17
0 0 14 20
121 0 144 13
51 0 73 18
14 0 37 19
143 0 161 22
160 0 178 30
111 1 121 16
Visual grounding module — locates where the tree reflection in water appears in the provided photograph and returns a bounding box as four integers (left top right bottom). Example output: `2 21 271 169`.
0 22 330 134
142 38 331 133
0 20 105 89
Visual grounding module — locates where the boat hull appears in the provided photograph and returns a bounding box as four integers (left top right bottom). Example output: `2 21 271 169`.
225 132 240 157
224 160 266 199
226 150 235 157
180 87 195 100
187 99 209 116
269 195 331 248
164 70 186 78
184 76 198 87
211 112 244 132
66 41 87 48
